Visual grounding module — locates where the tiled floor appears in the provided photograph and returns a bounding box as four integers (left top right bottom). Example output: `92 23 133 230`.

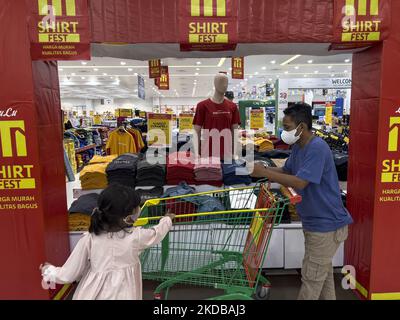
142 273 358 300
67 272 358 300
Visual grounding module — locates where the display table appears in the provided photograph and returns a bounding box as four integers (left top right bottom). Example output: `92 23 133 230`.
66 176 344 270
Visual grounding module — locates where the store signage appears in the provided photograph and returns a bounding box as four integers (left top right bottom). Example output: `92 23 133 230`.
93 115 102 125
179 0 238 51
0 105 40 210
232 57 244 79
27 0 91 60
250 109 264 130
287 78 352 89
332 0 391 48
115 109 133 117
325 103 333 126
156 66 170 91
381 116 400 184
138 75 145 100
179 113 194 132
149 59 161 78
147 113 173 147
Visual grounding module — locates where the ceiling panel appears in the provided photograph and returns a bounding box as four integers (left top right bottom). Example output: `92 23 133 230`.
59 53 352 100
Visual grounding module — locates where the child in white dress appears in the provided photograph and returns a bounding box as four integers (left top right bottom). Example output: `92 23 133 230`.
40 184 174 300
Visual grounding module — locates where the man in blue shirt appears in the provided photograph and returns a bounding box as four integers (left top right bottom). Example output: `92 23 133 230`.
252 103 353 300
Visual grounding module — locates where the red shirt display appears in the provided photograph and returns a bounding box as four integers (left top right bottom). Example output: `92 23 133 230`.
193 98 241 159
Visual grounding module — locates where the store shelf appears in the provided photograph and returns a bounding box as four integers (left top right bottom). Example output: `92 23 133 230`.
75 144 96 153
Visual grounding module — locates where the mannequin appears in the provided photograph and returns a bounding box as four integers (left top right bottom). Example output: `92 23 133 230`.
193 73 240 160
210 73 229 104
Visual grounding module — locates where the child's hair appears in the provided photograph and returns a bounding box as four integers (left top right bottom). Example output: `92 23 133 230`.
89 184 141 235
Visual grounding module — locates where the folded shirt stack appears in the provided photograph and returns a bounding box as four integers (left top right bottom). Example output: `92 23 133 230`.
136 159 166 186
106 153 139 187
166 151 196 185
222 160 252 185
80 163 109 190
193 157 223 186
69 193 99 215
254 138 274 152
89 155 118 164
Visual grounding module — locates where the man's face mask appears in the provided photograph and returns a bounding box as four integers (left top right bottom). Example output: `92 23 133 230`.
281 124 303 145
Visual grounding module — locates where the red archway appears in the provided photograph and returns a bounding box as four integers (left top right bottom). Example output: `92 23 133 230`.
0 0 399 299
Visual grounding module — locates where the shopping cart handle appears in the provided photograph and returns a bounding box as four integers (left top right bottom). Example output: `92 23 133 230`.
280 186 302 205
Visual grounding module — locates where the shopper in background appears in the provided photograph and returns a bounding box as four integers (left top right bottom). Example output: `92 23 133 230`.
40 184 175 300
251 102 353 300
332 112 340 130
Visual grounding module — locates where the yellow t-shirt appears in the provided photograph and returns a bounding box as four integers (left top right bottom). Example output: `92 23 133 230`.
89 155 117 164
106 130 135 155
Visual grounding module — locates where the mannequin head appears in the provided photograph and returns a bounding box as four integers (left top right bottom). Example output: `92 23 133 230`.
214 73 229 95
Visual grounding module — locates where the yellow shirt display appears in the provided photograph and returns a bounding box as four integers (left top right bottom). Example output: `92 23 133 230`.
106 130 136 155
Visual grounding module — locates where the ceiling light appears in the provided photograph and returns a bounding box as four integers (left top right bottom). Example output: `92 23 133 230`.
103 73 107 76
262 66 267 70
294 66 299 70
284 71 289 74
268 78 272 81
110 76 114 79
249 75 253 79
345 59 351 63
195 73 199 76
94 68 99 71
229 67 232 71
245 78 248 81
120 61 126 65
71 73 76 76
344 70 349 73
270 60 276 64
280 54 301 66
128 68 133 71
328 66 332 69
81 61 87 65
254 72 259 75
276 75 280 78
331 74 335 77
217 57 226 67
134 72 138 76
59 68 63 71
304 74 307 77
196 68 200 71
81 76 85 80
307 60 313 64
196 61 201 65
314 70 319 74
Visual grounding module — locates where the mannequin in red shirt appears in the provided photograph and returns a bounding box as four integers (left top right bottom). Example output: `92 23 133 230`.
193 73 240 160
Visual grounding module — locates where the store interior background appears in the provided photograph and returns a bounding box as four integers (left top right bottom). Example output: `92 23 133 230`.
59 53 353 120
61 53 355 300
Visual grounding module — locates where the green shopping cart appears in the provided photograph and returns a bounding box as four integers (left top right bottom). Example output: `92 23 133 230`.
134 183 301 300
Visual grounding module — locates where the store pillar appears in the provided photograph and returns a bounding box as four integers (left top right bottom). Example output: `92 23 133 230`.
346 0 400 299
0 0 69 299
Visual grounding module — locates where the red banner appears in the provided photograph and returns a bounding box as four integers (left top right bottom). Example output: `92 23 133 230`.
149 59 162 78
179 0 238 51
332 0 391 49
26 0 91 60
232 57 244 79
158 66 170 90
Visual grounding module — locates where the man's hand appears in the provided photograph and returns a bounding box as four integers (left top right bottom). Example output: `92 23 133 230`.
251 162 270 178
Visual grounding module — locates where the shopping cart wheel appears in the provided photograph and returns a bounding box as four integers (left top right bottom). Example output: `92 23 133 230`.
154 293 163 300
254 284 271 300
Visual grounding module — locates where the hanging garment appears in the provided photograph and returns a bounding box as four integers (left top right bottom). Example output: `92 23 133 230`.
106 130 136 155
